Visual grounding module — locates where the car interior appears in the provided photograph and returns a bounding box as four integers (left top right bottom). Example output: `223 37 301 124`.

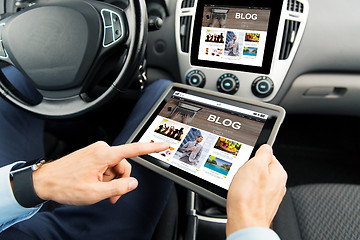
0 0 359 239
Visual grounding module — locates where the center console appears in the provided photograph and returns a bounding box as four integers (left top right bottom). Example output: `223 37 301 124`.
174 0 309 238
176 0 309 102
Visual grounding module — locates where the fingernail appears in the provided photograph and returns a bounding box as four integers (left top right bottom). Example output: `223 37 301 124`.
262 144 273 153
128 179 138 191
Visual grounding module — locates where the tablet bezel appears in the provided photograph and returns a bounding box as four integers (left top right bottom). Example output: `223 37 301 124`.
190 0 283 74
127 84 285 206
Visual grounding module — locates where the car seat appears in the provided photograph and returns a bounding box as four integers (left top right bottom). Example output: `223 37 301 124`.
273 184 360 240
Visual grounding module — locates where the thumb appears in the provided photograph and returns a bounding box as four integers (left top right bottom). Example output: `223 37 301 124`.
256 144 273 155
253 144 273 164
98 177 139 200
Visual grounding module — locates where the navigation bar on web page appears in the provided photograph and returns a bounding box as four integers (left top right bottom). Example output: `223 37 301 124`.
173 91 268 120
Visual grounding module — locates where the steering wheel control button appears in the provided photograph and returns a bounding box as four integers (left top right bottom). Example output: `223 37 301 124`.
217 74 239 94
112 14 122 40
104 28 114 45
101 9 124 47
186 70 206 88
252 76 274 98
102 11 112 26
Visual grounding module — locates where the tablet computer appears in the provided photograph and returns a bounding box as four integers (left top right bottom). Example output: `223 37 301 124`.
127 84 285 206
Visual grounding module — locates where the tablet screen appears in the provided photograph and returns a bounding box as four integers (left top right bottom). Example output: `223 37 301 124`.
132 86 283 199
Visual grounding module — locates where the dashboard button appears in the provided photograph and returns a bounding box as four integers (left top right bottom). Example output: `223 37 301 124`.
190 75 201 85
186 70 206 88
252 76 274 98
222 78 234 90
217 74 239 94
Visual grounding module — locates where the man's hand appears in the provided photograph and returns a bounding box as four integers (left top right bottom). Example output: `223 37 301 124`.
32 141 169 206
226 144 287 236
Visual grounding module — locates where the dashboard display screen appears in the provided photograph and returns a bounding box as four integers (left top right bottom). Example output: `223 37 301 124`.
191 0 283 74
198 6 270 67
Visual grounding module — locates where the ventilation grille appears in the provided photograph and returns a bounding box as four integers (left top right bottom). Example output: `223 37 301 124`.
181 0 195 8
279 20 300 60
180 16 192 53
287 0 304 13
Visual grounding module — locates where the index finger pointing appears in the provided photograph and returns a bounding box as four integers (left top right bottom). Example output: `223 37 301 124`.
108 142 170 164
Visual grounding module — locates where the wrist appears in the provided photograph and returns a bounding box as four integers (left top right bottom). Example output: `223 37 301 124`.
32 163 51 201
226 216 269 236
10 160 47 208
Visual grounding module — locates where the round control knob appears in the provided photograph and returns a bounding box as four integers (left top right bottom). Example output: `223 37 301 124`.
186 70 206 88
251 76 274 98
217 74 239 94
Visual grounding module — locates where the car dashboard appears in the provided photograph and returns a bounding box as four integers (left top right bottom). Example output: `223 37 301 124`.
146 0 360 116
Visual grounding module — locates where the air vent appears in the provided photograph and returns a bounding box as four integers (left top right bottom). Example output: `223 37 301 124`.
287 0 304 13
180 16 192 53
279 20 300 60
181 0 195 8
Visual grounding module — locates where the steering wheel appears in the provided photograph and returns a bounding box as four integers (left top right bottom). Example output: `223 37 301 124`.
0 0 147 118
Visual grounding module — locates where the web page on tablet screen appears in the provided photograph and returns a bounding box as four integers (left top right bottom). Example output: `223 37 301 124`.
139 91 268 189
